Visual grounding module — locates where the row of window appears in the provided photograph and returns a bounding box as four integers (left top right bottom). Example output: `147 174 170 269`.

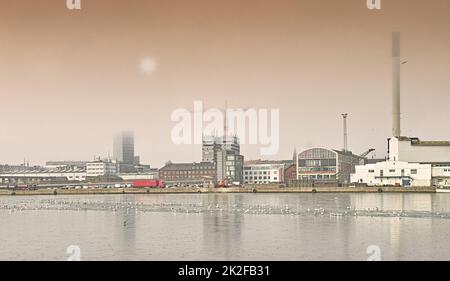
192 166 215 170
244 171 278 175
298 167 336 173
163 175 210 179
300 175 336 180
368 169 418 175
298 159 337 167
244 176 278 180
162 170 215 175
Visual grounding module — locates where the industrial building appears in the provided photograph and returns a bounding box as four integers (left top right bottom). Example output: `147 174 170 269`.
388 137 450 163
296 148 365 184
45 161 88 170
351 32 450 188
0 167 87 184
351 161 432 187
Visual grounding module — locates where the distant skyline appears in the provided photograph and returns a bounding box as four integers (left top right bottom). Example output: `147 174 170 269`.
1 0 450 167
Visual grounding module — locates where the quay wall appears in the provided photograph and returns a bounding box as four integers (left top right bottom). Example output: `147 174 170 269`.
0 185 437 196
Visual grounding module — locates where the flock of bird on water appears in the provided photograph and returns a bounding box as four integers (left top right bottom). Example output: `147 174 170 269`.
1 197 449 220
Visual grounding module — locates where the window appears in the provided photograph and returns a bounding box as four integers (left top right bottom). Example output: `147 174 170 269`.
411 169 418 175
389 169 396 173
368 170 375 173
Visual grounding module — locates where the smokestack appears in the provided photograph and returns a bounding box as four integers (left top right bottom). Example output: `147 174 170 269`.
392 32 401 137
342 113 348 152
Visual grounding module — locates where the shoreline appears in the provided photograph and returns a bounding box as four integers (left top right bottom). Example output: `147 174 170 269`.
0 186 437 196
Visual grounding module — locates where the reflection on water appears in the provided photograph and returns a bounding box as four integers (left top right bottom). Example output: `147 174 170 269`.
1 193 450 260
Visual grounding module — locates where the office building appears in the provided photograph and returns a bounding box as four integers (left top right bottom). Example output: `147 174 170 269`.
113 131 135 165
244 160 293 185
216 149 244 184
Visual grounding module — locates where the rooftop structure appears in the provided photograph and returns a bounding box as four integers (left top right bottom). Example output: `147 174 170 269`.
388 136 450 164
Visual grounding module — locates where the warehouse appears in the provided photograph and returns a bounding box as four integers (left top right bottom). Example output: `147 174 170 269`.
297 148 364 184
351 161 432 187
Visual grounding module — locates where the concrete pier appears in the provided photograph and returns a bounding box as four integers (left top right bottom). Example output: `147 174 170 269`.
0 185 437 196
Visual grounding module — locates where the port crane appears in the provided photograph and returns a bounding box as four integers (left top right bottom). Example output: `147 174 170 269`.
360 149 375 159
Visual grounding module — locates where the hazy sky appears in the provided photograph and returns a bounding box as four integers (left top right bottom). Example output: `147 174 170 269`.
1 0 450 167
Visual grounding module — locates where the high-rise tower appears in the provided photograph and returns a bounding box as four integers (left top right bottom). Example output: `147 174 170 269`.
113 131 135 165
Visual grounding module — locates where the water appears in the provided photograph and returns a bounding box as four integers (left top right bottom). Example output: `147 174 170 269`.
1 193 450 261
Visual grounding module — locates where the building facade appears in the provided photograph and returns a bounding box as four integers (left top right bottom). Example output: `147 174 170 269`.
86 160 118 177
113 131 135 165
351 161 432 187
0 168 87 184
388 136 450 163
202 136 240 163
216 149 244 184
202 136 222 163
431 165 450 187
353 137 450 187
45 161 88 170
297 148 363 184
243 161 285 185
159 162 216 185
284 163 297 184
202 135 244 185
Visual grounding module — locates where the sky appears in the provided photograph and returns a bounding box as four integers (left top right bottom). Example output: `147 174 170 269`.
0 0 450 167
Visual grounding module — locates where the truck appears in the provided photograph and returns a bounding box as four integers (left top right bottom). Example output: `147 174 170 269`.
217 177 228 188
132 180 165 188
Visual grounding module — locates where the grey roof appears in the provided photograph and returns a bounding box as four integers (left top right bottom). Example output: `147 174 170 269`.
160 162 216 171
394 136 450 146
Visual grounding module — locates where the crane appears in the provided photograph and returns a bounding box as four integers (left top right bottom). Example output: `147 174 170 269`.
360 149 375 159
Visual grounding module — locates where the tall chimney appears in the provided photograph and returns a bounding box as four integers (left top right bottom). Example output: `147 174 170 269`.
342 113 348 152
392 32 401 137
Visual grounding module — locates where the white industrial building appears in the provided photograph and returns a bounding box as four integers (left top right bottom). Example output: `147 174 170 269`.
353 136 450 187
388 137 450 163
0 169 87 184
86 160 118 177
351 33 450 188
351 161 432 187
431 166 450 187
352 161 450 188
